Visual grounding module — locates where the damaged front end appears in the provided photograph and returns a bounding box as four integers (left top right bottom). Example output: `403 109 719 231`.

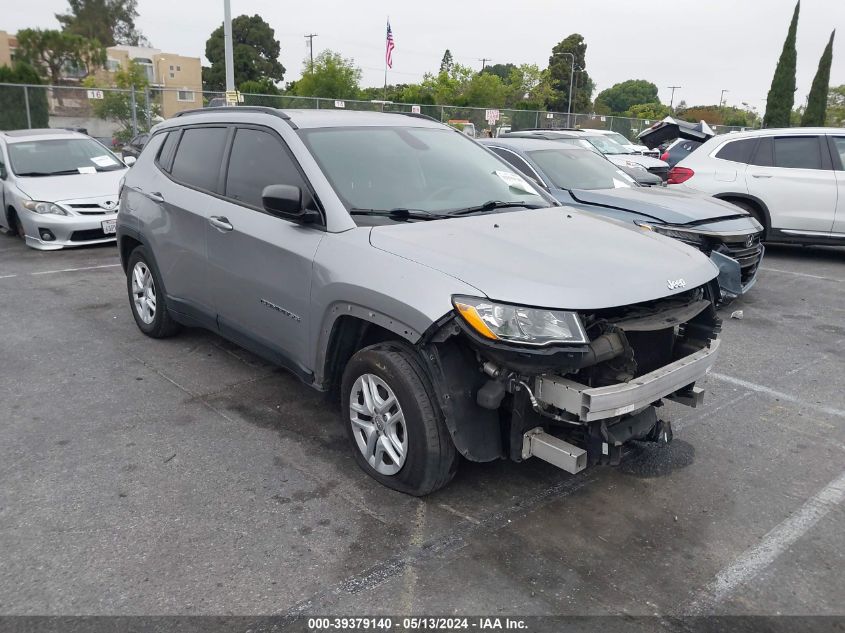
420 284 721 473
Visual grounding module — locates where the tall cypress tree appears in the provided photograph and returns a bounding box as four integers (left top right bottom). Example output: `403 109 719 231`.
801 30 836 126
763 1 800 128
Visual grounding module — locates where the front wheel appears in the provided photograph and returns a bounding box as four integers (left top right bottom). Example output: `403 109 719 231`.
341 343 458 496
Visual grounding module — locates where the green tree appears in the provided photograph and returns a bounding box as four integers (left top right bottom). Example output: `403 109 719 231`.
439 49 454 73
0 63 49 129
14 29 105 105
546 34 593 113
826 84 845 126
504 64 553 108
480 63 517 82
764 1 800 127
84 60 158 141
294 50 361 99
801 30 835 126
239 78 282 107
203 15 285 91
56 0 145 47
461 72 507 107
625 102 671 120
595 80 660 114
418 64 474 105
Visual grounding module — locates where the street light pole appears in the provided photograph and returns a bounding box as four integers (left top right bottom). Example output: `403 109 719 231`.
223 0 235 93
560 52 575 127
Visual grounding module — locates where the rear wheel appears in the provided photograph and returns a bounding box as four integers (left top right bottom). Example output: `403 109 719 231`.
126 246 180 338
341 343 457 496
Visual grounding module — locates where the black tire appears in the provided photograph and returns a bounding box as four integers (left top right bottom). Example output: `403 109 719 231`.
8 210 24 239
728 199 767 238
125 245 181 338
341 343 458 496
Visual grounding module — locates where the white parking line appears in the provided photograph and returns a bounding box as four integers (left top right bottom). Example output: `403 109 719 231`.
0 274 17 279
710 372 845 419
685 469 845 614
30 263 121 276
760 267 842 282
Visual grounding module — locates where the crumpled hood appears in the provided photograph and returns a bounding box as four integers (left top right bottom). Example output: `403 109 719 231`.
14 169 127 202
369 207 718 310
569 186 750 226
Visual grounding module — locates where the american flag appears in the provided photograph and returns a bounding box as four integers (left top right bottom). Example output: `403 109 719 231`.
385 20 395 69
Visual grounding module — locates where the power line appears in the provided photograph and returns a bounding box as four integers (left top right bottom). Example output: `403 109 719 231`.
478 57 491 71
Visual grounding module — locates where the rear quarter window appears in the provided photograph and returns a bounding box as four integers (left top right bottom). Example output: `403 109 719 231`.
715 138 757 163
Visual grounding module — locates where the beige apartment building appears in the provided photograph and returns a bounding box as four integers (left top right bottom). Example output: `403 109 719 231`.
101 45 203 117
0 32 202 118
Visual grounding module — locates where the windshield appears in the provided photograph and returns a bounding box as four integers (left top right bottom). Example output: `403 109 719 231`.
528 149 637 190
581 135 630 155
606 132 634 147
8 138 125 176
299 127 548 217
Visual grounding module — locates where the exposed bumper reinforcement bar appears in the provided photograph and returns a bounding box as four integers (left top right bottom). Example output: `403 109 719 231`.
521 428 587 474
533 339 720 422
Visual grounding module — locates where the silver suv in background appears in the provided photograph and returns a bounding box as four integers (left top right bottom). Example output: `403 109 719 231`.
117 107 722 495
0 129 129 250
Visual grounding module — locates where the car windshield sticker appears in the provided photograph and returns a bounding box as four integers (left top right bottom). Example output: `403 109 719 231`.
77 166 97 174
91 155 118 168
612 177 632 188
493 170 535 194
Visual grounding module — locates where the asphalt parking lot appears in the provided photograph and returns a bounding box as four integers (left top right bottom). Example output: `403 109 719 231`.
0 234 843 619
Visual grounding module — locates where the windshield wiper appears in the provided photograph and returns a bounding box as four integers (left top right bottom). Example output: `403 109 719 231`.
349 208 448 221
448 200 544 216
15 169 81 177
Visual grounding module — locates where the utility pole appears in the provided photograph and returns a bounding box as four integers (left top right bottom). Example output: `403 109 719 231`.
304 33 318 69
719 89 729 109
478 58 491 71
223 0 235 93
667 85 681 110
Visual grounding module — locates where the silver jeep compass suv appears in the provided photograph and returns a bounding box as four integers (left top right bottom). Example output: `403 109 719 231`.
117 107 722 495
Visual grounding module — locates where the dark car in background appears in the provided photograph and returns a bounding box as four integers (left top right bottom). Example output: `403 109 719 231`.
479 137 765 302
120 133 149 161
660 138 703 167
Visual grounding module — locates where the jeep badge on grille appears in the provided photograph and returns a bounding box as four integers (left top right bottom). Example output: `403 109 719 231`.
667 278 686 290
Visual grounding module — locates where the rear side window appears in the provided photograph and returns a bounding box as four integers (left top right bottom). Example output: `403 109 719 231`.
170 127 228 191
773 136 822 170
156 131 179 171
829 137 845 170
715 138 756 163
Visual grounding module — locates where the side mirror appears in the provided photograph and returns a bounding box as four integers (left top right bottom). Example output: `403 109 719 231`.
262 184 320 224
124 156 137 167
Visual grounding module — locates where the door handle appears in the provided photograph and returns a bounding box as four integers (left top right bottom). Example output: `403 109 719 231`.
751 174 772 179
209 216 233 232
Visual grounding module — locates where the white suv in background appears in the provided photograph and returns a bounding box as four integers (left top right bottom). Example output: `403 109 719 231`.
668 128 845 245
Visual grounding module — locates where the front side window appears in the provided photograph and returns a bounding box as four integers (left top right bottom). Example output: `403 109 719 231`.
170 127 228 191
490 148 540 183
773 136 822 170
225 128 307 209
299 126 547 215
528 148 636 190
8 138 125 176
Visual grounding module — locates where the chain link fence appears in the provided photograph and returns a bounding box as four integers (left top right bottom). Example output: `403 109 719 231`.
1 82 748 151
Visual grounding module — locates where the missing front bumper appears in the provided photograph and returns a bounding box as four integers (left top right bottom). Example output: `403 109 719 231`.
533 339 720 422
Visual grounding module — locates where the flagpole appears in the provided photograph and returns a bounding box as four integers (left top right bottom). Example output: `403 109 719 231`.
382 16 388 110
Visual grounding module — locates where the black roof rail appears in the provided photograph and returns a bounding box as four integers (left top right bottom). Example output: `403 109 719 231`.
397 111 441 123
173 106 290 119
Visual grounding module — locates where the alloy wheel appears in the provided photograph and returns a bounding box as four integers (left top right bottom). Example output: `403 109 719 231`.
131 261 156 324
349 373 408 476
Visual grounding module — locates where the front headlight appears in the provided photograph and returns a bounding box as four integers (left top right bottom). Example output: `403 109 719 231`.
452 296 588 346
637 222 704 247
23 201 69 216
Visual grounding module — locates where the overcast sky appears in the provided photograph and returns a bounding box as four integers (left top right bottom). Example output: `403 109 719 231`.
5 0 844 113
